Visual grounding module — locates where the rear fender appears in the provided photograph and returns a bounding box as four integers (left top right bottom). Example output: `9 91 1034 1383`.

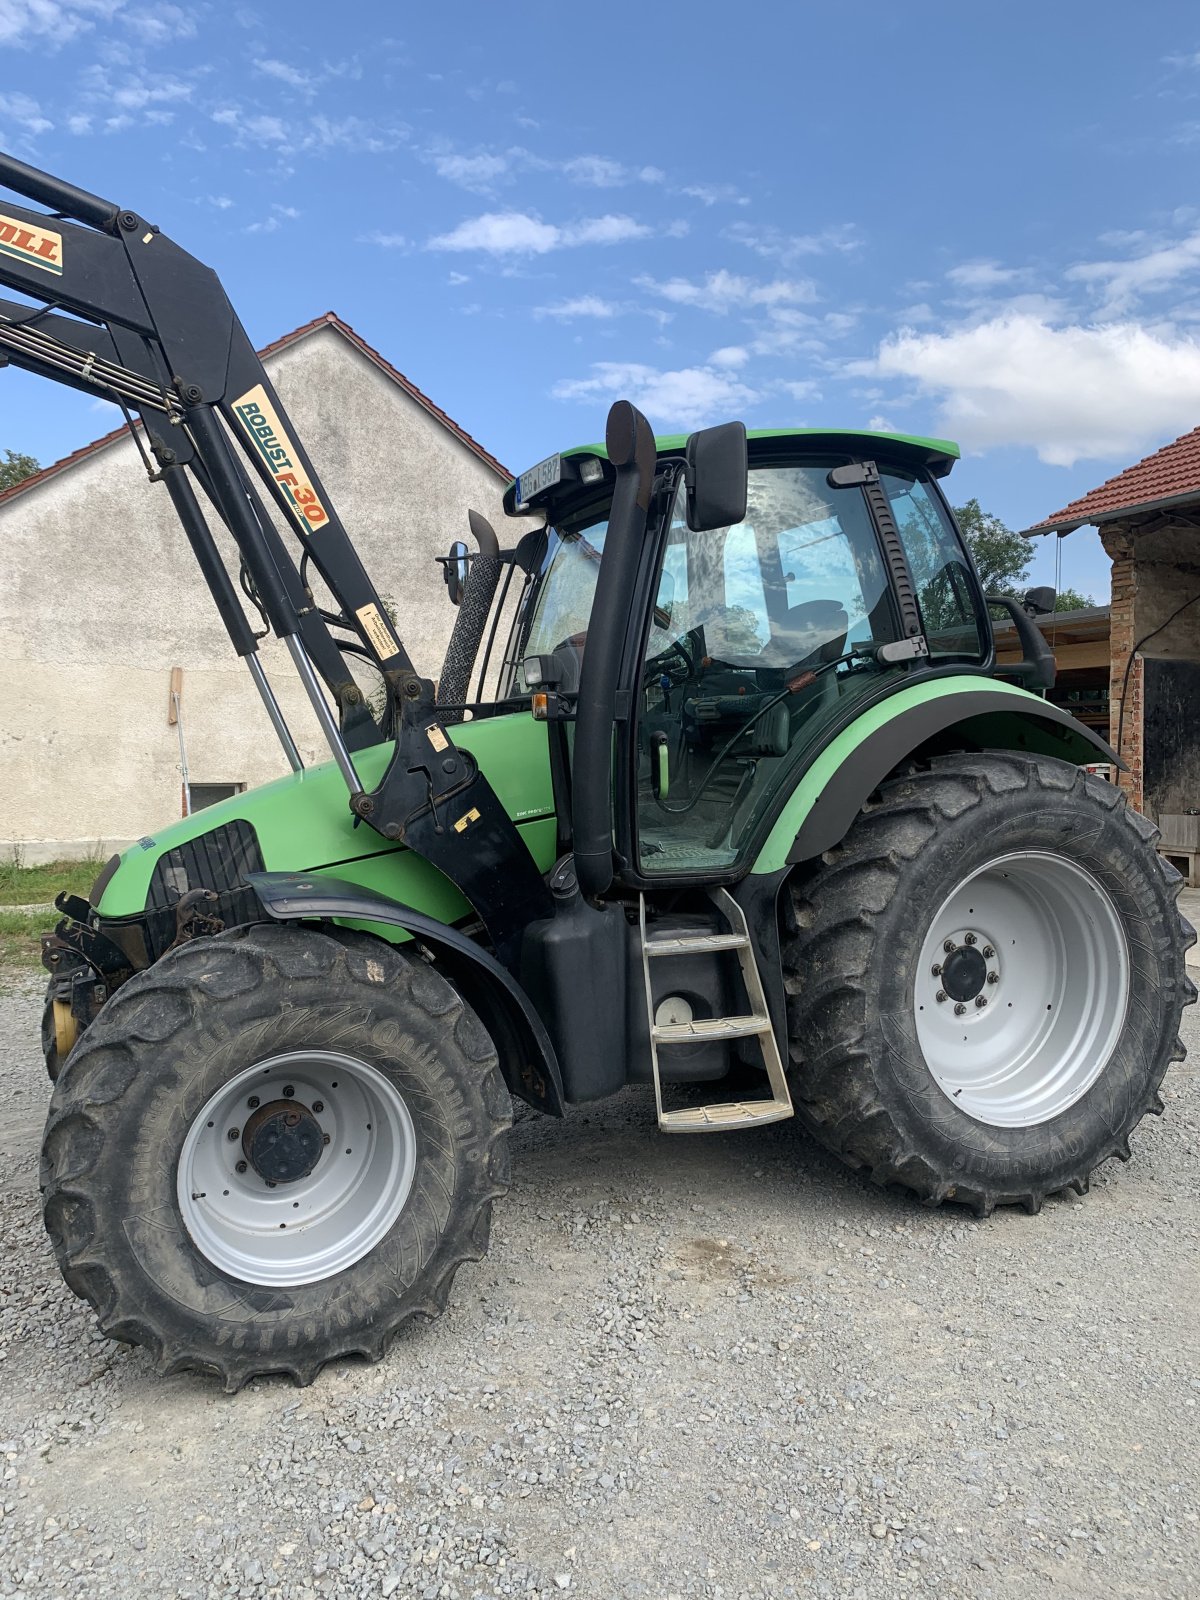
246 871 564 1116
752 683 1120 870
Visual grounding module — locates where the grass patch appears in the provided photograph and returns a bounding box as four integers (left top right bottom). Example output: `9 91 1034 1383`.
0 856 105 908
0 908 49 968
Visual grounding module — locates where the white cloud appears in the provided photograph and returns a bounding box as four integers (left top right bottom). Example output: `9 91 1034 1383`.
709 345 749 368
136 3 194 41
863 312 1200 466
430 150 512 189
429 212 560 254
725 221 858 263
108 73 192 111
447 270 469 285
359 230 407 248
1067 229 1200 314
570 214 649 245
0 91 52 135
66 113 91 135
680 182 748 207
553 361 758 429
868 414 896 432
428 210 648 255
561 155 665 188
946 260 1024 290
255 57 309 89
536 296 620 320
245 204 301 235
0 0 123 48
212 107 289 145
211 106 405 154
637 268 818 313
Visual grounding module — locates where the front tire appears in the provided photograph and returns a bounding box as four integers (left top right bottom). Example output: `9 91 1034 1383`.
40 924 510 1389
782 752 1195 1214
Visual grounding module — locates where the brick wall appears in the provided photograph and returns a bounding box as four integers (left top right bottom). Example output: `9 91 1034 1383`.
1101 518 1200 815
1102 527 1141 806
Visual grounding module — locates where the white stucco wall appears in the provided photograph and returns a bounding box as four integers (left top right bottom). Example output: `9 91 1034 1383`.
0 324 517 862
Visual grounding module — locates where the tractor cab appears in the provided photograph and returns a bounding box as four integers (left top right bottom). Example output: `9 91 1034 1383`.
494 425 990 885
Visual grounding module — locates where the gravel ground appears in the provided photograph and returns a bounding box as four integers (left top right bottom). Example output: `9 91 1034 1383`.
1 971 1197 1600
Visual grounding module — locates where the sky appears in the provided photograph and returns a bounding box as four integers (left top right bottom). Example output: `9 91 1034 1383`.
3 1 1200 603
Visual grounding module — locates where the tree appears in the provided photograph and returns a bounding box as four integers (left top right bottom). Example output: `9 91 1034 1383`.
1053 585 1095 612
952 497 1092 613
952 497 1030 595
0 449 39 494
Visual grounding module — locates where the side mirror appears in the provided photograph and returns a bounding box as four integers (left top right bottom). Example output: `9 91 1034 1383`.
443 539 470 606
684 420 747 532
1022 585 1056 616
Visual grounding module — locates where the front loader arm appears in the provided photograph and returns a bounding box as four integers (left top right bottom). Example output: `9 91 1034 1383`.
0 152 551 967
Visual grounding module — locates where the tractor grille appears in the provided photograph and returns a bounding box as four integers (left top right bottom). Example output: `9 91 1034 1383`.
142 819 264 960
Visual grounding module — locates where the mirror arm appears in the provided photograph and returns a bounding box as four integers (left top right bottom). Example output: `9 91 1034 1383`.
987 593 1056 690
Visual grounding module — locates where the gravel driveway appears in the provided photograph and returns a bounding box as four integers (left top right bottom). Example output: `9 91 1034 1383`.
1 972 1197 1600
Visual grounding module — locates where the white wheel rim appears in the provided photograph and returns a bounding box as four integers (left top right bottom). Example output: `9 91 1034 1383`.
177 1050 416 1287
913 851 1130 1128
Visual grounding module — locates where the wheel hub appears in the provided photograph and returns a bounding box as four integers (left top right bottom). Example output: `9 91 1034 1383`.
914 851 1130 1128
242 1099 323 1184
178 1049 418 1287
939 943 988 1002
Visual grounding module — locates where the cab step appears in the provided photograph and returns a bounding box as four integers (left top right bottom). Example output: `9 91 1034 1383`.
652 1013 769 1043
645 931 748 956
638 887 794 1135
658 1100 794 1131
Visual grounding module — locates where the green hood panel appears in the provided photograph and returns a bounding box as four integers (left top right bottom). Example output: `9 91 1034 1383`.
751 677 1076 875
97 712 554 919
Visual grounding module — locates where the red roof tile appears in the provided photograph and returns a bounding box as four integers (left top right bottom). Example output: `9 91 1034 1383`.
1029 424 1200 534
0 311 510 508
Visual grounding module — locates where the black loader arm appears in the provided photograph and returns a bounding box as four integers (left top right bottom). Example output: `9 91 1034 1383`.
0 152 550 969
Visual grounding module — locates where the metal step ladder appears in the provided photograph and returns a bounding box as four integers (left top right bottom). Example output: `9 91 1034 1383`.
638 887 794 1132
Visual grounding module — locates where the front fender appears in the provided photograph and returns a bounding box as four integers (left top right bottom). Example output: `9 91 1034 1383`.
752 678 1120 873
246 871 564 1117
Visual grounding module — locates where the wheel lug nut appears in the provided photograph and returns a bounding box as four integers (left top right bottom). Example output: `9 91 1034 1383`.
982 946 995 960
931 963 942 977
247 1095 259 1109
312 1101 324 1113
283 1085 295 1098
227 1127 240 1141
975 995 987 1008
954 1003 966 1016
322 1133 331 1146
943 939 955 953
986 972 999 985
936 990 947 1003
964 932 977 946
235 1160 247 1174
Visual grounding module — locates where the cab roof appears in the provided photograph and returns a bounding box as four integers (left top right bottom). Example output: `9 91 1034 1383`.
504 425 959 516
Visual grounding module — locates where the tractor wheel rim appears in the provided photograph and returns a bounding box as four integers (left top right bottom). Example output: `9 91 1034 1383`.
177 1049 416 1287
913 850 1130 1129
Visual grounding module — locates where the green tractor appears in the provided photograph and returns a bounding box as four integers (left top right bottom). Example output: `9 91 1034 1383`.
2 154 1192 1390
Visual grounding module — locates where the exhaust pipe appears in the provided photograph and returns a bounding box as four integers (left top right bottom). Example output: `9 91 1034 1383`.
437 508 503 709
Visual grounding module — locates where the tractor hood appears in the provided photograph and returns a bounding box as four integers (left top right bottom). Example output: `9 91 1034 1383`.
95 711 556 924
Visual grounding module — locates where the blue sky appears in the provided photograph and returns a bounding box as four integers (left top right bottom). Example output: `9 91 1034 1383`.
3 1 1200 601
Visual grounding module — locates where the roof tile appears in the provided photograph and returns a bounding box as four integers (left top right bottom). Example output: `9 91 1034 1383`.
1030 424 1200 532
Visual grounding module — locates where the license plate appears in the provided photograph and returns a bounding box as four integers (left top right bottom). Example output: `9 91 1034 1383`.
517 453 562 505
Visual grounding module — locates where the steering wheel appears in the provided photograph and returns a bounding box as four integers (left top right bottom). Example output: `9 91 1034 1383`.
645 634 697 685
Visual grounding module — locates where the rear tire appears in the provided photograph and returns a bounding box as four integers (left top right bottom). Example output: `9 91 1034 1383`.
40 924 510 1389
781 752 1195 1214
